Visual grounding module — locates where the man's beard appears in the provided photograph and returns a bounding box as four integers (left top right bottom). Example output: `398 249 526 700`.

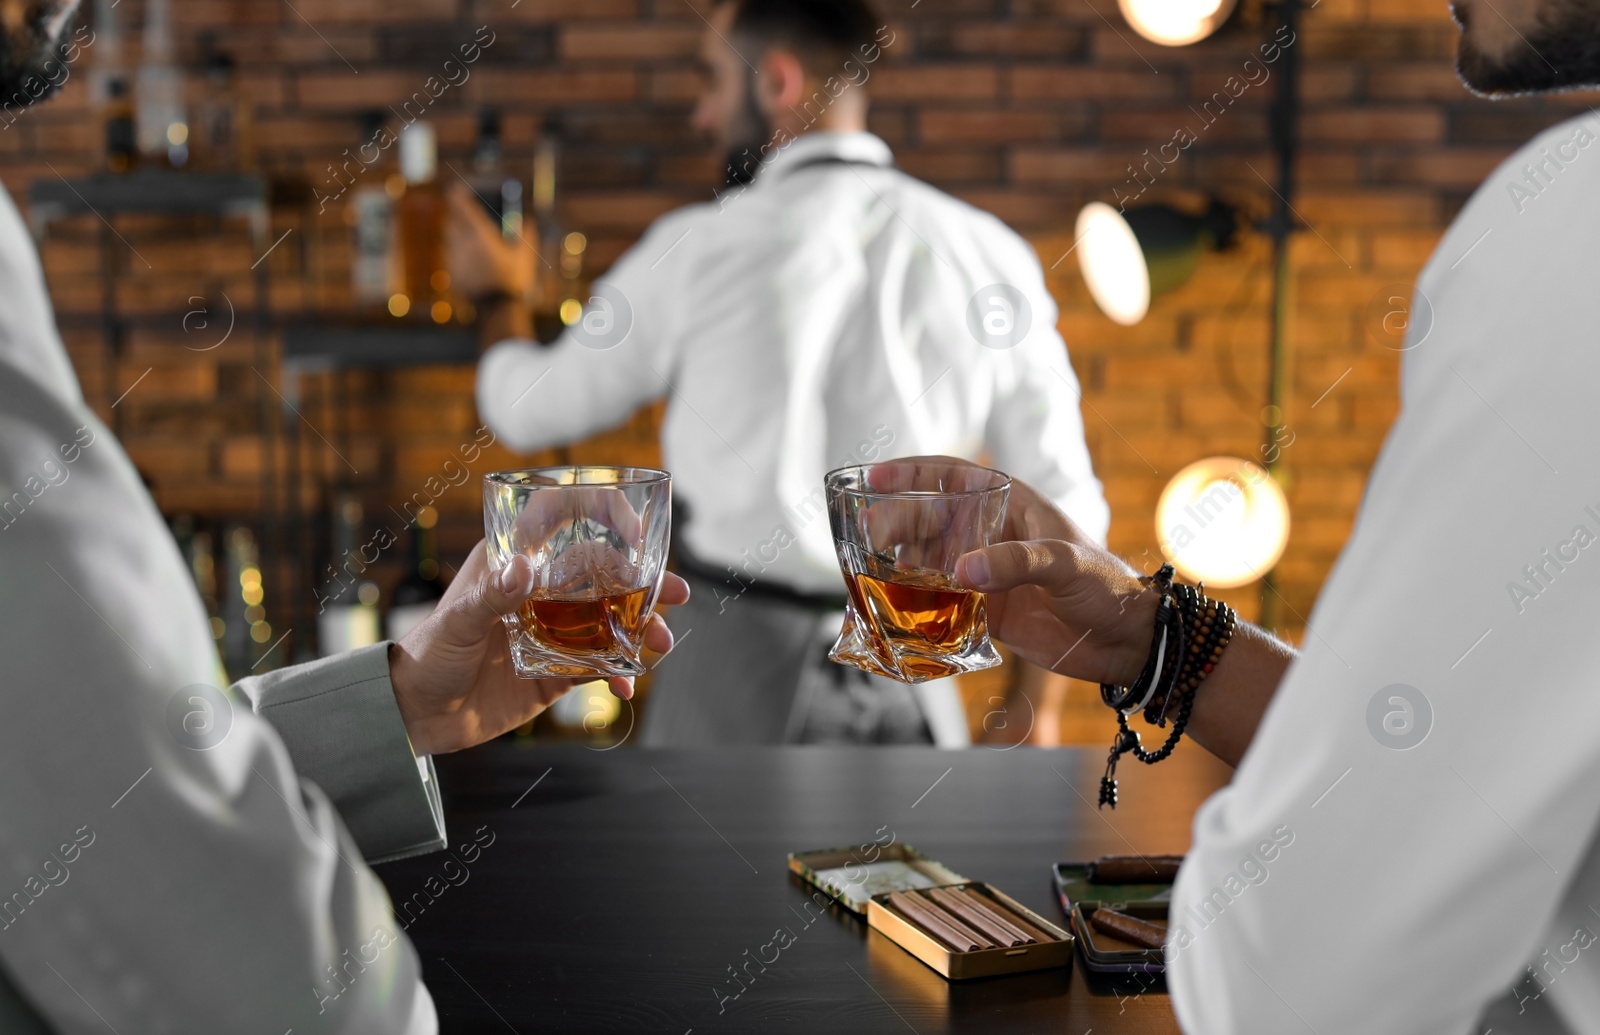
1456 0 1600 96
721 68 774 187
0 1 79 110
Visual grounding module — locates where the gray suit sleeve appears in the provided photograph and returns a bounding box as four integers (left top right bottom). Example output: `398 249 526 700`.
235 642 446 864
0 390 438 1035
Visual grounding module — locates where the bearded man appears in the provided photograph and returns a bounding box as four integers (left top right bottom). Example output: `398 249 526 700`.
454 0 1109 748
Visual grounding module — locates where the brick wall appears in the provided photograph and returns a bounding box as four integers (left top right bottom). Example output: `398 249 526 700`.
5 0 1591 709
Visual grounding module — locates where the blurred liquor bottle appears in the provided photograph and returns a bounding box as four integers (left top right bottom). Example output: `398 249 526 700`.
531 116 566 342
104 80 137 173
348 112 399 313
191 37 255 172
387 506 447 642
135 0 188 168
557 229 588 330
465 108 525 244
317 496 381 657
222 525 276 674
168 515 223 642
89 0 136 173
527 115 588 341
393 121 452 324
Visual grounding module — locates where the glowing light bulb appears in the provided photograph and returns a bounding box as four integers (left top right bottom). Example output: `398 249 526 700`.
1155 457 1289 588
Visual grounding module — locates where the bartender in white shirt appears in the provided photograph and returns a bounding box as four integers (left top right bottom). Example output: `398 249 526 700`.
454 0 1109 747
949 0 1600 1030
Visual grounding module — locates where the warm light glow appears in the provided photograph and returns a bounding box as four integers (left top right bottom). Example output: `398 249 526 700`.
430 270 451 292
1076 202 1150 326
166 122 189 146
250 620 272 643
1156 457 1289 588
580 681 621 730
430 300 452 324
563 232 587 255
357 582 380 606
559 298 583 325
1119 0 1235 45
388 293 411 318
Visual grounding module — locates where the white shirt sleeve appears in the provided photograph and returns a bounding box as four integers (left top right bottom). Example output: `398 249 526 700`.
1167 337 1600 1033
476 208 699 452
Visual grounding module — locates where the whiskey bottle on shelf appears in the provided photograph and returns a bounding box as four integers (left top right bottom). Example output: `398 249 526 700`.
90 0 136 173
191 41 254 172
386 506 447 642
393 121 450 323
221 525 277 675
466 107 524 243
316 497 380 656
531 116 565 342
104 79 137 173
134 0 187 167
349 113 398 312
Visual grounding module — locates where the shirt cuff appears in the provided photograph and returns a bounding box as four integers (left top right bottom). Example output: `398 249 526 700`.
233 642 447 864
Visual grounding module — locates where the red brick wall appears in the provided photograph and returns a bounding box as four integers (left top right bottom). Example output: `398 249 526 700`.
6 0 1592 660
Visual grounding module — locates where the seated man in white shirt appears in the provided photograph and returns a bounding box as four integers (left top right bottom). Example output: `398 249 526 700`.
948 2 1600 1029
0 4 689 1030
453 0 1109 747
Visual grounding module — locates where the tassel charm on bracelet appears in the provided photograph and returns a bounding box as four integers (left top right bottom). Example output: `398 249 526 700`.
1098 728 1141 808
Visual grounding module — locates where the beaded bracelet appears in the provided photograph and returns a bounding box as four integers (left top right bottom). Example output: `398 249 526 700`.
1096 565 1237 810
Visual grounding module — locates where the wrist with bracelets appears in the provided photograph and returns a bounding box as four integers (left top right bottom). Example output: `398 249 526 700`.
1096 563 1236 809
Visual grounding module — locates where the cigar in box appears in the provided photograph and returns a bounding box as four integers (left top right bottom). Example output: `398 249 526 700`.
867 883 1074 980
1084 854 1185 884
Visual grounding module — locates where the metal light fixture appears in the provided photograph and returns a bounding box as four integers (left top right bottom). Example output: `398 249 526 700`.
1085 0 1306 625
1075 199 1238 326
1155 457 1289 589
1119 0 1237 46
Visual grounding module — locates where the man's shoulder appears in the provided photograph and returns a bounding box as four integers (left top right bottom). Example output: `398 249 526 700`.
1451 111 1600 231
884 168 1020 234
875 168 1046 276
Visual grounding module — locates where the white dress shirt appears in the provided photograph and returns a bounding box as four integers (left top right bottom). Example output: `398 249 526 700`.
1170 112 1600 1034
478 131 1109 594
0 180 442 1033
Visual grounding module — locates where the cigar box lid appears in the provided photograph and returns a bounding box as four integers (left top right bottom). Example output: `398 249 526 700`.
866 882 1074 981
787 842 968 915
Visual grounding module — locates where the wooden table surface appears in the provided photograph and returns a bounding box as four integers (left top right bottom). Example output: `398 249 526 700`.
374 742 1232 1034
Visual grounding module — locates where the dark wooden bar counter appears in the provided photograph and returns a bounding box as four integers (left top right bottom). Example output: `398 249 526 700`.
374 743 1232 1034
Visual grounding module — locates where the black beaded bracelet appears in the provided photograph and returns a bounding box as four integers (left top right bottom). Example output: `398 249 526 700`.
1096 566 1237 810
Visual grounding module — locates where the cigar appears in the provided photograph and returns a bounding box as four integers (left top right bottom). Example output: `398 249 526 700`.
927 887 1033 947
1088 908 1168 951
887 891 989 952
952 887 1054 944
1085 854 1184 884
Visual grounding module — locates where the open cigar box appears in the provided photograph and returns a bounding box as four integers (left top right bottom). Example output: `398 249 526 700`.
1053 857 1180 976
788 844 1073 980
867 882 1074 980
1070 900 1169 975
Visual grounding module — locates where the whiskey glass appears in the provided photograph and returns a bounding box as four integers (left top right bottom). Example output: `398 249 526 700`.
826 460 1009 683
483 466 671 678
